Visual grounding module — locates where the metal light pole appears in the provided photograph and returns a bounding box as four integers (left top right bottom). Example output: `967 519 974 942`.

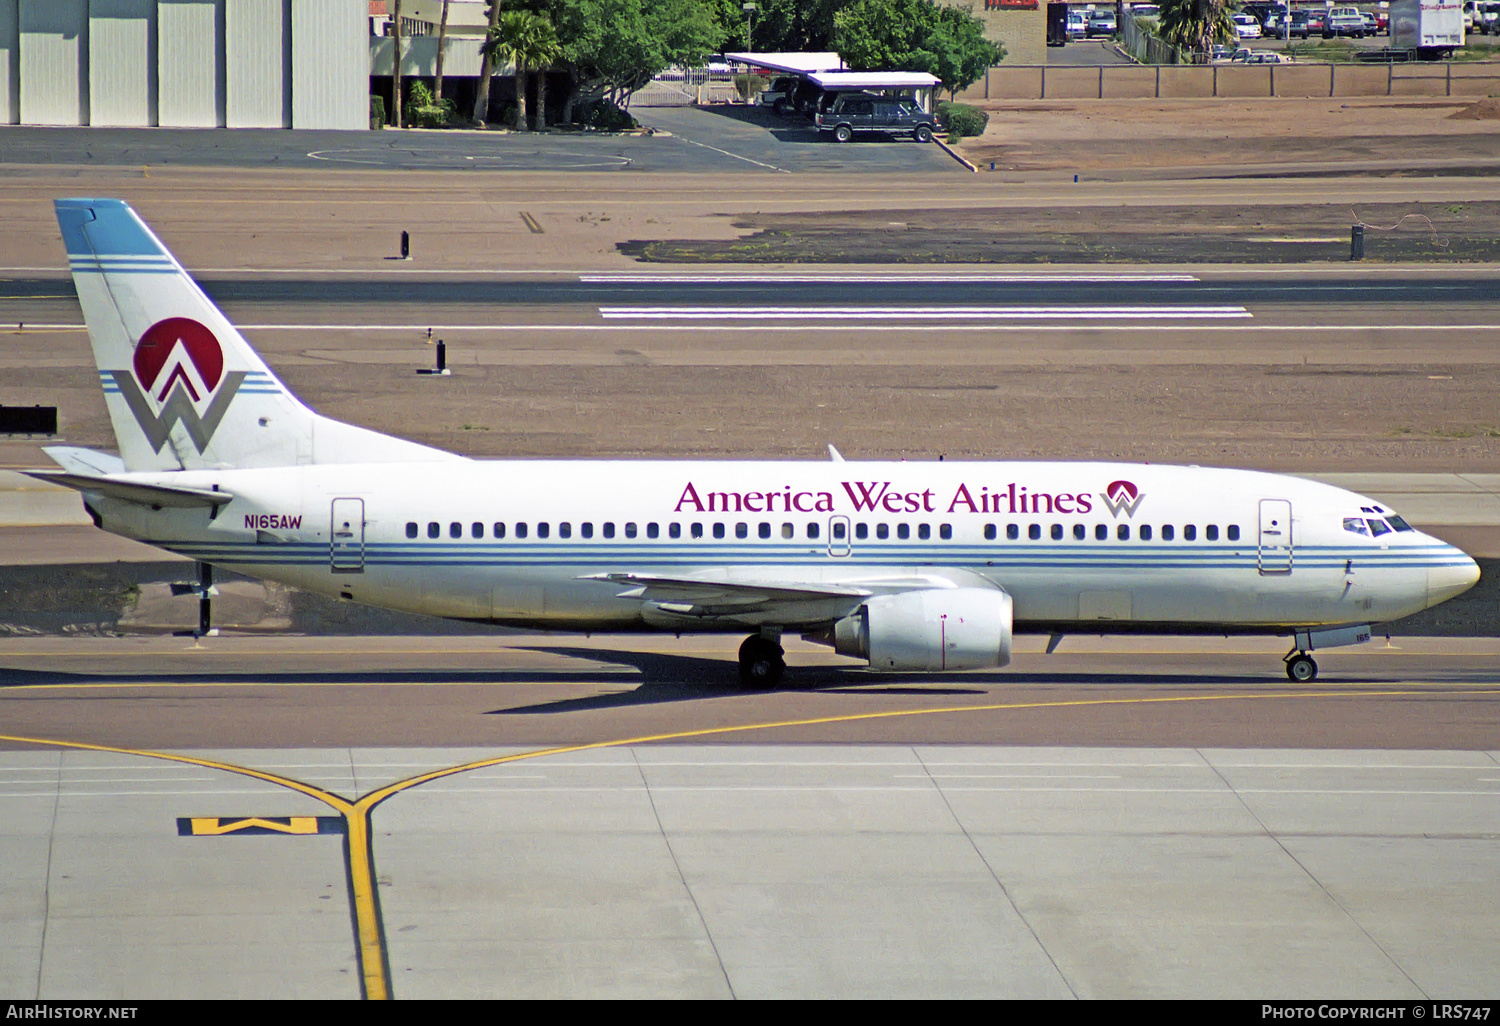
743 2 757 51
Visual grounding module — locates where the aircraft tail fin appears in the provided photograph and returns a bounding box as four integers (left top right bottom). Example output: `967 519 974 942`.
55 198 457 472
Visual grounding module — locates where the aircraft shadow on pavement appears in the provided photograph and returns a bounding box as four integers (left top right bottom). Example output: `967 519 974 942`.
487 645 1294 715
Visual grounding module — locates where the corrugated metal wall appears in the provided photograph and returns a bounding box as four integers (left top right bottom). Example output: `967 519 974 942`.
291 0 362 130
0 1 19 125
19 2 88 125
226 0 289 127
157 0 223 127
3 0 363 129
89 0 155 126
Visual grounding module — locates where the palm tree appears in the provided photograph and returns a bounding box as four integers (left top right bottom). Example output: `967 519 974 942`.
434 0 451 102
472 1 503 125
485 10 562 132
1155 0 1238 59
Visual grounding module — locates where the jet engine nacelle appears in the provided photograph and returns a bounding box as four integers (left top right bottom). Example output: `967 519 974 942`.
833 587 1013 671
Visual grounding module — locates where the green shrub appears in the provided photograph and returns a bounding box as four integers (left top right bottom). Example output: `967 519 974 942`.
369 94 386 129
938 100 988 141
735 74 767 101
403 81 457 128
577 100 637 131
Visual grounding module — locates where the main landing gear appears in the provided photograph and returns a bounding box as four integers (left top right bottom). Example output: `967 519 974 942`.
738 634 786 688
1284 650 1318 682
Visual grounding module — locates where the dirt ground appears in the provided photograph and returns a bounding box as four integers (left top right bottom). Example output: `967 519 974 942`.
956 96 1500 174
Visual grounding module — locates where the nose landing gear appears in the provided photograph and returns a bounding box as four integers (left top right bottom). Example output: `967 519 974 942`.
1284 650 1318 682
738 634 786 688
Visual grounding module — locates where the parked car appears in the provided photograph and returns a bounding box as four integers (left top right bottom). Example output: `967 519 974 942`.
1360 12 1379 34
1324 6 1367 36
1066 11 1088 38
1233 12 1263 37
1476 1 1500 33
1304 10 1328 33
1242 50 1294 62
1087 9 1118 35
1287 10 1311 37
814 94 941 143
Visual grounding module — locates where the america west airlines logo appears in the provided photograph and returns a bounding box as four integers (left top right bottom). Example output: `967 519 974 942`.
1100 480 1145 518
109 318 246 453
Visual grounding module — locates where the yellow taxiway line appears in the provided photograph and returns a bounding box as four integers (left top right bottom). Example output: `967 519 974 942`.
5 683 1499 999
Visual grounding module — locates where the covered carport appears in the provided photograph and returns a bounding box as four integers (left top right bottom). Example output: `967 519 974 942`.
807 71 941 113
722 52 848 78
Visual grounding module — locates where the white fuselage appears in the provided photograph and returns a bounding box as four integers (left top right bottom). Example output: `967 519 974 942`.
85 459 1478 635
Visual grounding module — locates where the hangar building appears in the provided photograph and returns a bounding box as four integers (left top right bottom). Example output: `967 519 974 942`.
0 0 366 129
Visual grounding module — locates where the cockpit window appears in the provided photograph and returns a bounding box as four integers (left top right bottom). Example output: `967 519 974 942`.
1386 515 1414 532
1367 518 1392 537
1343 517 1369 536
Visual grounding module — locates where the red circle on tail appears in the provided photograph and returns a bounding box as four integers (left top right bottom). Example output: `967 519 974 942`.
133 318 224 392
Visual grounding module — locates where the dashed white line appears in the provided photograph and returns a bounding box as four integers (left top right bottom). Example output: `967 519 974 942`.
599 305 1252 320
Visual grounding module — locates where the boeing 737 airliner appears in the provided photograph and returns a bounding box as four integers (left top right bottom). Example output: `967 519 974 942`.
30 198 1480 685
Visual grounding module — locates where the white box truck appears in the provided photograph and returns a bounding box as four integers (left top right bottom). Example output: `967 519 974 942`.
1390 0 1465 57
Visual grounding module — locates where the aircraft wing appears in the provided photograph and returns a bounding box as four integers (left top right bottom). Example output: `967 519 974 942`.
583 571 871 620
23 470 233 509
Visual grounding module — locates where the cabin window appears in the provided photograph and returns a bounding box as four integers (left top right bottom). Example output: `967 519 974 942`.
736 522 748 539
713 523 726 539
493 522 506 539
625 522 637 539
603 522 615 539
939 524 952 540
581 522 593 539
1140 525 1153 541
1387 515 1414 532
449 522 461 539
1118 524 1130 540
918 524 931 540
406 522 418 539
1183 524 1195 541
1367 519 1391 537
1206 525 1219 541
759 522 772 539
559 522 572 539
1028 524 1041 540
1007 524 1019 540
516 523 528 539
1227 525 1240 541
1161 525 1174 541
1095 524 1107 541
783 522 795 539
1051 524 1063 541
691 522 703 539
833 521 847 540
537 522 550 539
808 522 820 539
472 522 484 539
647 522 659 539
984 524 997 541
1074 524 1086 540
427 522 440 539
877 523 890 540
855 523 868 540
670 523 682 539
897 523 909 540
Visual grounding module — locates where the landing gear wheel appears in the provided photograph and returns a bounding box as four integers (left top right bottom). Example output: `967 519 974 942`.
913 124 933 143
1285 654 1318 682
739 635 785 689
834 124 853 143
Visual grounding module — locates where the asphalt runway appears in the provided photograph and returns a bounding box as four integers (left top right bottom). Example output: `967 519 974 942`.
3 635 1500 752
2 147 1499 996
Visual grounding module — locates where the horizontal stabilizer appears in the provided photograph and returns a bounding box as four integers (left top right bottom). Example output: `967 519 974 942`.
43 445 127 476
24 470 233 509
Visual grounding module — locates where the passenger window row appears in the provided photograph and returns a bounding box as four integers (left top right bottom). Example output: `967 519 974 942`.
401 520 964 541
985 523 1240 542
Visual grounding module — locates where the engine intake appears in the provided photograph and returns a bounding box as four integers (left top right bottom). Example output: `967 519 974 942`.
832 587 1013 671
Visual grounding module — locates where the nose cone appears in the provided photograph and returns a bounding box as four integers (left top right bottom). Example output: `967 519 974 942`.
1427 551 1481 609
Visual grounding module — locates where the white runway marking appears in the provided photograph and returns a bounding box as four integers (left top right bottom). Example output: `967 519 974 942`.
675 137 791 174
581 273 1202 283
598 305 1253 320
16 322 1500 333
